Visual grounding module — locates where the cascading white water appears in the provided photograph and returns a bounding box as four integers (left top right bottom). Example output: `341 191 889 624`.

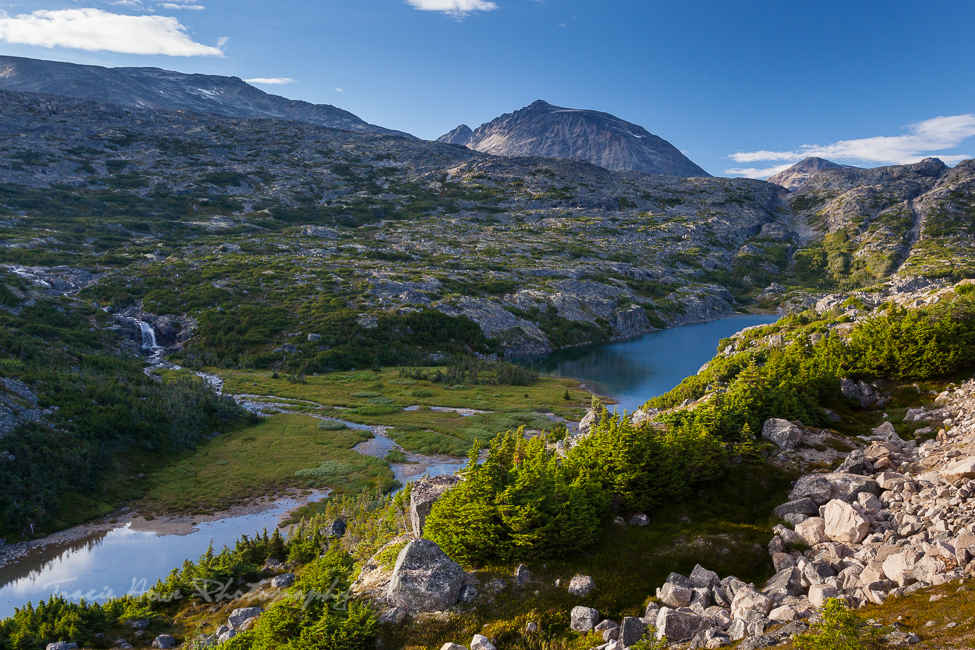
138 321 161 350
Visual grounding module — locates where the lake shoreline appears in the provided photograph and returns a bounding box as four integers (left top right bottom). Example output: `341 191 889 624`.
0 488 325 573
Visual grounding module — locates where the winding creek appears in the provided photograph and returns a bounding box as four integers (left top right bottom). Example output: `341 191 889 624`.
0 313 779 618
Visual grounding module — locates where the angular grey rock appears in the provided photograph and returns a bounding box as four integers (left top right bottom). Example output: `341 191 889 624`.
789 475 834 505
440 644 467 650
596 619 619 641
730 587 772 621
378 607 408 625
271 572 296 588
823 473 882 503
410 475 461 536
666 572 695 589
45 644 78 650
325 518 346 538
763 567 803 597
690 564 720 590
620 616 645 646
570 606 600 633
659 582 693 608
727 618 747 641
471 634 496 650
762 419 802 450
126 619 151 630
515 563 532 587
837 449 871 475
629 513 650 526
151 635 176 649
690 628 732 649
655 609 709 642
568 574 595 597
458 583 478 603
738 635 777 650
385 539 467 612
773 498 818 519
228 607 263 629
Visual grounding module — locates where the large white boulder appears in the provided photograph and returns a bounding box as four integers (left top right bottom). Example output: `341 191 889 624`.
762 419 803 450
795 517 829 545
822 500 870 544
941 457 975 484
570 606 600 632
655 608 709 642
882 549 922 587
568 575 596 597
386 539 467 612
730 586 772 622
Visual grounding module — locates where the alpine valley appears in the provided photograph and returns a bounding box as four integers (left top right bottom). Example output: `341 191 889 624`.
1 55 975 650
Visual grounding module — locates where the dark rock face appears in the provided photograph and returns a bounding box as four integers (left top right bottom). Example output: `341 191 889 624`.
0 55 404 136
438 100 709 177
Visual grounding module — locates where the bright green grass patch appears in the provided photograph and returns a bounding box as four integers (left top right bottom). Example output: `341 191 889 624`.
141 413 393 514
385 426 470 456
213 367 592 419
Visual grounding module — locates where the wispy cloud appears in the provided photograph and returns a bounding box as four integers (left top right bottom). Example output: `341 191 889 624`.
727 114 975 178
159 3 206 9
406 0 498 17
0 8 223 56
244 77 295 85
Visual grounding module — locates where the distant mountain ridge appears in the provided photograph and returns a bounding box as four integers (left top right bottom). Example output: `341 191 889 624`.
438 100 709 177
767 157 852 191
0 55 406 136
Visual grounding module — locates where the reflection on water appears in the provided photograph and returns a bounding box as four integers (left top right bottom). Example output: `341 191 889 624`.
533 314 780 413
0 497 314 619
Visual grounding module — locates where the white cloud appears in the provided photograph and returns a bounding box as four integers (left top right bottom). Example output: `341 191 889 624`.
406 0 498 17
159 3 206 9
335 87 343 92
727 114 975 178
725 163 798 179
244 77 295 85
0 8 223 56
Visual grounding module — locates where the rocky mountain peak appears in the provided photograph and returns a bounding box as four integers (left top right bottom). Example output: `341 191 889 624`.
437 99 709 177
437 124 474 146
767 157 851 191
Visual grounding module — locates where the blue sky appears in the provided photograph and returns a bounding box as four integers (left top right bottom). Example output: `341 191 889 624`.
0 0 973 177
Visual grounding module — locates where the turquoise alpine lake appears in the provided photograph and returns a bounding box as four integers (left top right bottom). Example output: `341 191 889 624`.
532 313 781 413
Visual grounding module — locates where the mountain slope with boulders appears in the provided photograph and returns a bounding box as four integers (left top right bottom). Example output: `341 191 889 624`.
0 55 404 136
438 100 710 177
785 157 975 289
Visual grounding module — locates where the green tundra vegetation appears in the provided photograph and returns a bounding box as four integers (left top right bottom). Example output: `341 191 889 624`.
5 289 975 649
645 288 975 442
0 288 251 538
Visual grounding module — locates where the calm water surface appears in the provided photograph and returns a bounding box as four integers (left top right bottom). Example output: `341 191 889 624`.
0 314 777 618
534 314 780 413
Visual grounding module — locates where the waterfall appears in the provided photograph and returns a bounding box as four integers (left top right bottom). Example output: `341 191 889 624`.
138 321 161 350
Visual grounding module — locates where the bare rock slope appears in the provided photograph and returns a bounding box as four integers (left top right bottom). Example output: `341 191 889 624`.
438 100 709 177
0 55 404 136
